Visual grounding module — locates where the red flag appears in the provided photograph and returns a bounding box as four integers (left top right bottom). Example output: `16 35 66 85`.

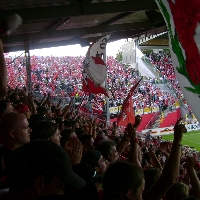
92 101 103 115
117 78 142 127
82 73 108 96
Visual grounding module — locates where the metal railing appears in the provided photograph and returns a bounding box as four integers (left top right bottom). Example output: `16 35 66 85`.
145 111 161 129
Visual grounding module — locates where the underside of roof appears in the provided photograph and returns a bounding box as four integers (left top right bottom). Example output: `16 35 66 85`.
0 0 167 53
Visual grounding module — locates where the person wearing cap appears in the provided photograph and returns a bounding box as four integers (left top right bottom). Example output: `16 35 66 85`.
72 150 107 200
29 113 48 129
0 140 86 200
0 113 32 178
81 149 107 177
15 103 31 120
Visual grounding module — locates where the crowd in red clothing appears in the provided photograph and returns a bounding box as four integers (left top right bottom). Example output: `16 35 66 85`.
5 54 177 112
146 52 194 115
147 52 183 99
0 47 199 200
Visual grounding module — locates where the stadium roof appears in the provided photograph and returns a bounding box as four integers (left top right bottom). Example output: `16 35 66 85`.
1 0 167 53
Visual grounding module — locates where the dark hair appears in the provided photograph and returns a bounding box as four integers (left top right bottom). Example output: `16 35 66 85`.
31 121 57 141
75 128 85 140
143 152 151 163
71 120 78 128
166 182 189 200
51 106 56 113
103 161 144 200
60 129 75 148
79 134 92 144
0 100 10 118
36 106 49 115
63 120 72 128
29 114 47 129
55 117 63 131
97 139 116 160
143 168 161 192
73 162 96 184
9 93 18 102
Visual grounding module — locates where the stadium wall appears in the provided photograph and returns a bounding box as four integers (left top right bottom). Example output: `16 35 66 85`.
159 108 181 128
137 113 154 132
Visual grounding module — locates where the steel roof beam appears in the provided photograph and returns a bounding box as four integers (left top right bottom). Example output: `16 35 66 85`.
0 0 158 21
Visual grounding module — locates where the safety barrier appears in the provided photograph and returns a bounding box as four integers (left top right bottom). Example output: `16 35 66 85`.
109 103 180 115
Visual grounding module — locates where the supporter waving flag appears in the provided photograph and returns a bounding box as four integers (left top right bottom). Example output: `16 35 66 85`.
82 35 110 96
117 78 142 127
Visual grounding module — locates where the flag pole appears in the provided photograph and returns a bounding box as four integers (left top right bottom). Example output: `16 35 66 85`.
103 49 110 127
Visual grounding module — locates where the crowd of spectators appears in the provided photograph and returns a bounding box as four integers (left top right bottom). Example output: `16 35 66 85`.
0 88 199 200
5 54 178 113
146 52 194 118
0 43 199 199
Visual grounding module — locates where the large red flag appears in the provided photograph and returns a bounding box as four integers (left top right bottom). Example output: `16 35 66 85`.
117 78 142 127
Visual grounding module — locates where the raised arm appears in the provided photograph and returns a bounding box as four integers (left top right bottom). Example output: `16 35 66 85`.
143 118 186 200
126 115 142 167
27 93 36 115
60 101 72 118
184 157 200 199
148 147 163 171
0 40 7 99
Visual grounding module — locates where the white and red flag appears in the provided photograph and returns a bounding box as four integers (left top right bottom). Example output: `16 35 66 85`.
117 78 142 127
87 35 110 57
92 100 103 115
82 35 110 96
83 56 107 86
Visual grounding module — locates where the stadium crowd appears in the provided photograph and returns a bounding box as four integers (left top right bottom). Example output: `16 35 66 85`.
146 52 192 115
0 40 199 200
5 54 178 113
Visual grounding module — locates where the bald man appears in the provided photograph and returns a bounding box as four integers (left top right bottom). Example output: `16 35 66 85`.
0 113 32 177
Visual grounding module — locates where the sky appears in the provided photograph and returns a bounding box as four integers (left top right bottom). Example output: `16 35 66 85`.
7 39 127 57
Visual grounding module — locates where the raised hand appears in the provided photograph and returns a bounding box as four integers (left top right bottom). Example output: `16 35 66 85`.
148 147 156 158
70 138 83 165
127 123 136 139
183 157 195 171
63 138 83 165
173 118 187 144
134 115 142 128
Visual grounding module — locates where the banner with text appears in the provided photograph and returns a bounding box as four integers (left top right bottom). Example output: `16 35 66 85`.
142 123 200 136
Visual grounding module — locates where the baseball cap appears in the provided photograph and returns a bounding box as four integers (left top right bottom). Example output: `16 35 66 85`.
81 150 101 168
29 113 47 129
10 140 86 190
